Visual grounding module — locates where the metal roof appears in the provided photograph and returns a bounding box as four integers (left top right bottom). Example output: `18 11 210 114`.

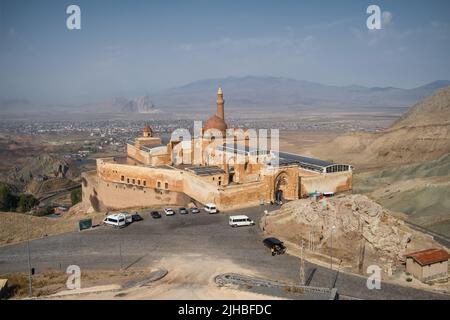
185 165 225 176
277 152 334 168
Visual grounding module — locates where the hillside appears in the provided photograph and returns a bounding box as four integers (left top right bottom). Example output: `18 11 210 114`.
307 85 450 169
354 154 450 236
305 86 450 236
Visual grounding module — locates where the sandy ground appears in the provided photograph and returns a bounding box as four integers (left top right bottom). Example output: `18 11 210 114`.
46 255 281 300
279 130 338 157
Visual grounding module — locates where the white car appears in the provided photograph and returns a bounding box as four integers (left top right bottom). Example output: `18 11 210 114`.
204 203 218 214
164 208 175 216
103 213 129 228
229 215 255 227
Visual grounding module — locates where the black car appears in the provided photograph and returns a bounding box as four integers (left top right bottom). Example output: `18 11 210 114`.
263 237 286 256
179 207 188 214
150 211 161 219
131 213 143 222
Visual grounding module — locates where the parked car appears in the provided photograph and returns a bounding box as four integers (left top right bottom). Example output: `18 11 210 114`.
229 215 255 227
179 207 188 214
263 237 286 256
103 213 129 228
190 207 200 214
131 212 143 222
150 211 161 219
164 208 175 216
204 203 218 214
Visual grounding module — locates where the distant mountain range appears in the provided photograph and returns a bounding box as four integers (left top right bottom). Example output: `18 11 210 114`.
1 76 449 114
151 76 450 111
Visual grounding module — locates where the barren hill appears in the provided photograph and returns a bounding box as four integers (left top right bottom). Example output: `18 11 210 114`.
354 154 450 235
307 86 450 169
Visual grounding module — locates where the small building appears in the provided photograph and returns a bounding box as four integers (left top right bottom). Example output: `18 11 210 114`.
405 248 450 282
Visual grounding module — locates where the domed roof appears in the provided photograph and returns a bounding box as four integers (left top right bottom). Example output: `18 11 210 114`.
143 125 152 133
204 115 227 133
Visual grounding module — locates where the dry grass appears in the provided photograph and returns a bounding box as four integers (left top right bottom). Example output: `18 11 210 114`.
0 204 105 246
1 269 150 299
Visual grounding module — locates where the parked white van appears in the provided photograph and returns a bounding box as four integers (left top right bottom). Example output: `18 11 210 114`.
103 212 131 228
204 203 218 214
229 215 255 227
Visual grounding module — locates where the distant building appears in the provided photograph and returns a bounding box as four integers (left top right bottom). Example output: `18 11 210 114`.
405 248 450 282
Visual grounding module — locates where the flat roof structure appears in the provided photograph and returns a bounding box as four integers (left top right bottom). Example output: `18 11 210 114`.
276 151 351 173
185 165 225 176
277 152 334 167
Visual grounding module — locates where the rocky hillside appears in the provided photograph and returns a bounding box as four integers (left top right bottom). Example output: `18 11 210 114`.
355 154 450 235
262 195 445 273
308 86 450 169
120 96 156 113
6 154 80 192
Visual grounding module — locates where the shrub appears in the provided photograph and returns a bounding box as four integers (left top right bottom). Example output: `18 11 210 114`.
70 188 82 206
35 206 53 217
0 185 14 211
17 194 38 213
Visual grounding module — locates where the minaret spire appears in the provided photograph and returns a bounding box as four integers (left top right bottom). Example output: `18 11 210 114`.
216 87 224 120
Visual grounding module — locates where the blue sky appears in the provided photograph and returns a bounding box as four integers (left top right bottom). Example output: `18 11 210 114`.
1 0 449 104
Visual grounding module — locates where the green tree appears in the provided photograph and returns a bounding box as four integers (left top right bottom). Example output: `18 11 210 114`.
17 194 38 213
70 188 82 206
35 206 53 217
0 185 14 211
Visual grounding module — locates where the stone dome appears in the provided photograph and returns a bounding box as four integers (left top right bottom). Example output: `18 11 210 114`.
203 115 227 133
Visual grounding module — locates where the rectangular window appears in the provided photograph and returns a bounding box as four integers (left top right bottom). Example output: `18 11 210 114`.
157 181 161 188
132 179 135 184
138 180 141 185
121 175 124 181
165 182 168 189
127 178 130 183
143 180 146 186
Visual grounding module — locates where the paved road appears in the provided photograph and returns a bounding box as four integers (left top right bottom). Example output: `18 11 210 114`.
38 184 81 205
0 205 448 300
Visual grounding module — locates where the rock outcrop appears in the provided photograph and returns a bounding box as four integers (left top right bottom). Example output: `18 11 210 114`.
262 194 414 261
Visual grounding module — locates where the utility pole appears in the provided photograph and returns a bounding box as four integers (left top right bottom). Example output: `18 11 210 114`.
26 214 32 297
119 229 123 270
299 239 305 286
330 225 336 288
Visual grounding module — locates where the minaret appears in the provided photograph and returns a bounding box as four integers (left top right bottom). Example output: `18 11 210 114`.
216 87 224 120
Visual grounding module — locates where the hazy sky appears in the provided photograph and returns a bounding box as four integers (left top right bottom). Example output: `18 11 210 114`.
1 0 450 104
